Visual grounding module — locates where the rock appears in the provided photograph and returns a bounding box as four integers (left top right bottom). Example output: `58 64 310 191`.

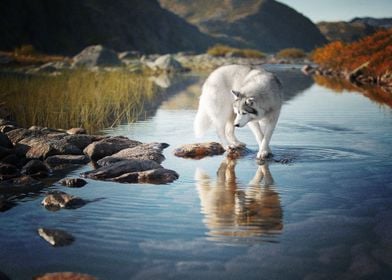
66 128 87 135
45 155 90 166
0 163 19 180
72 45 122 68
0 132 12 148
37 228 75 247
112 168 179 184
0 124 17 133
97 142 168 166
0 175 44 191
301 64 316 75
118 51 141 60
63 134 99 150
0 146 13 159
83 136 141 161
60 178 87 188
81 159 162 180
21 160 49 177
34 61 71 73
41 191 86 210
174 142 225 159
0 153 20 166
22 138 82 159
148 54 185 72
34 272 97 280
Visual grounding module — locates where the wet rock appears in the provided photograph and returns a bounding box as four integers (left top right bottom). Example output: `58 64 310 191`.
174 142 225 159
38 228 75 247
41 191 86 210
81 159 162 180
23 138 82 159
0 132 12 148
45 155 90 166
72 45 122 68
0 163 19 180
226 146 249 159
66 127 87 135
60 178 87 188
0 146 13 159
0 175 44 192
63 134 99 150
34 272 97 280
112 168 179 184
21 159 49 177
97 142 168 166
83 136 141 161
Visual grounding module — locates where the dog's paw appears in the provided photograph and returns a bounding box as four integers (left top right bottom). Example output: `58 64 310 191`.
257 150 272 160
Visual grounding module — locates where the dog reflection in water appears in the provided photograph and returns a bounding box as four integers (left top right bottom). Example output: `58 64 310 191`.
195 159 282 240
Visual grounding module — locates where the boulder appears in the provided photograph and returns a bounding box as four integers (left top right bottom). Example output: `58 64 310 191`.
0 163 20 180
22 138 82 159
97 142 168 166
60 178 87 188
34 272 97 280
45 155 90 166
81 159 162 180
66 128 87 135
37 228 75 247
83 136 141 161
21 160 49 177
41 191 86 210
72 45 122 68
0 132 12 148
147 54 184 72
112 168 179 184
174 142 225 159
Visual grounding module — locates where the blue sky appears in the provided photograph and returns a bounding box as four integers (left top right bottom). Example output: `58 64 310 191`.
277 0 392 22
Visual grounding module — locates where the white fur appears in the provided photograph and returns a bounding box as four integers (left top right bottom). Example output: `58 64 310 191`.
194 64 283 159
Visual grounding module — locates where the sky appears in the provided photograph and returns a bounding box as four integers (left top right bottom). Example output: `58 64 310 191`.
277 0 392 22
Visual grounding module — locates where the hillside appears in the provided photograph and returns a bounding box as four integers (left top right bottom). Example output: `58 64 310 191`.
0 0 214 55
159 0 327 52
317 17 391 42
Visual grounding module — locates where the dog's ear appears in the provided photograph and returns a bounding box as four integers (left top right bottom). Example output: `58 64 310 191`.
231 90 241 100
246 97 255 106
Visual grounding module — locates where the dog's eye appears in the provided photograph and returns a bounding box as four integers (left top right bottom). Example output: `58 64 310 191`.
241 112 247 115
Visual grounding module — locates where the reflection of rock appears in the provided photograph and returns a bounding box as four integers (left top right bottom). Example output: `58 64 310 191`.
195 158 282 240
34 272 97 280
97 142 168 166
41 191 86 210
174 142 225 159
149 74 172 88
60 178 87 188
38 228 75 247
45 155 90 167
83 136 141 161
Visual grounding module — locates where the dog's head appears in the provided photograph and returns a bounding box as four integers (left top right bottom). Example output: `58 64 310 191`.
232 90 259 127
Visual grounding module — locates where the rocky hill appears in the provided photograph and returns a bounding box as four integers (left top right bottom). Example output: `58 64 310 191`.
317 17 391 42
159 0 327 52
0 0 214 55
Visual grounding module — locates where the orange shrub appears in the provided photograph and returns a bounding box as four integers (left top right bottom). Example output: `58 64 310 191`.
311 29 392 77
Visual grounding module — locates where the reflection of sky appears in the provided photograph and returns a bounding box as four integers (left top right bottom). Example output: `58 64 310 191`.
278 0 392 22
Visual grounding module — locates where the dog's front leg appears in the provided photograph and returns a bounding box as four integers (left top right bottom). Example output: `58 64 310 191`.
259 111 280 159
248 121 264 158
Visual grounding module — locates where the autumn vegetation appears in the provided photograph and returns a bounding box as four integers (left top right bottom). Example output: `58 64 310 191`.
276 48 306 59
311 29 392 84
207 44 266 59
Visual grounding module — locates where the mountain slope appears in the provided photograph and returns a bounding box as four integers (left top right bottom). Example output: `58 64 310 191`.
0 0 214 55
159 0 327 52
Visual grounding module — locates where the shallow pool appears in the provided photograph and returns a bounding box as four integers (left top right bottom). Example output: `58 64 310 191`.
1 67 392 279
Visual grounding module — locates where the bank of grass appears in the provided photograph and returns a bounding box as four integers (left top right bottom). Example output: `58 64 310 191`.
1 45 67 65
0 70 156 133
207 44 266 59
276 48 307 59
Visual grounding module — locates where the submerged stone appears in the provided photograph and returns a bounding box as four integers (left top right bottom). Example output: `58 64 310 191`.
37 228 75 247
174 142 225 159
41 191 86 210
21 159 49 177
60 178 87 188
112 168 179 184
34 272 97 280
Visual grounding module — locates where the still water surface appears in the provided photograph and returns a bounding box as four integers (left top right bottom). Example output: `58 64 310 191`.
1 67 392 279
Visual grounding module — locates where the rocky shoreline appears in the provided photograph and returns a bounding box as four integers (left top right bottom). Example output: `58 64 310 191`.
0 118 180 211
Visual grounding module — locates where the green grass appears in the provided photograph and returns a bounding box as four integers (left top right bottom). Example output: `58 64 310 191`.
207 44 266 59
0 70 156 133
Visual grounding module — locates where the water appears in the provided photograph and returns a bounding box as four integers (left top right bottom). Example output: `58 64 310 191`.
1 67 392 279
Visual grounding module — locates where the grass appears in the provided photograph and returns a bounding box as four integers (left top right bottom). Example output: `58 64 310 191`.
0 70 156 133
276 48 307 59
0 45 67 66
207 44 266 59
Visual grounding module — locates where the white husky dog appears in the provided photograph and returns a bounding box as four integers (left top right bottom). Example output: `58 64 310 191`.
194 64 282 159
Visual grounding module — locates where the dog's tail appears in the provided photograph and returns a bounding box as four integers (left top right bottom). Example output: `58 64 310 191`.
194 102 211 138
